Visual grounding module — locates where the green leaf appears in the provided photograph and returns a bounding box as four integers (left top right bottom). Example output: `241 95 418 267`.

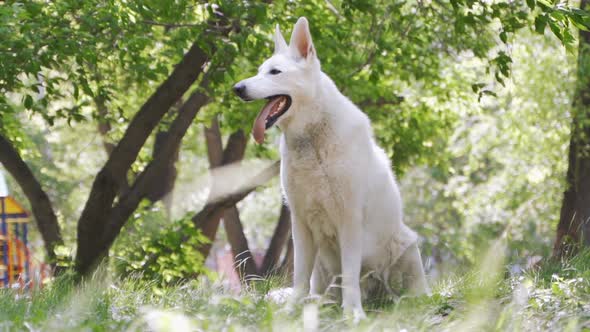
481 90 497 97
495 72 505 86
73 84 79 100
471 83 486 93
534 15 548 34
526 0 536 10
537 0 553 8
562 28 577 53
548 21 563 41
569 15 590 32
24 95 33 109
550 11 565 22
80 78 94 97
500 31 507 43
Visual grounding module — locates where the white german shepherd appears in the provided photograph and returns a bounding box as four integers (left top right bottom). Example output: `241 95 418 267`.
234 17 428 318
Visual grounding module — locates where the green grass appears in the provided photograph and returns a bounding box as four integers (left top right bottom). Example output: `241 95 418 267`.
1 252 589 331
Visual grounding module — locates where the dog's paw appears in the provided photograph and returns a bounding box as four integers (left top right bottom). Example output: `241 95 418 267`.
343 307 367 324
265 287 294 304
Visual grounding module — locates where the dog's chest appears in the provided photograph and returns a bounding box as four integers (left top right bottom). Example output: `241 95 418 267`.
281 121 349 240
282 121 344 193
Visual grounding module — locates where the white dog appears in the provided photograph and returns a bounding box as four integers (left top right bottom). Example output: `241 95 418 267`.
234 17 428 318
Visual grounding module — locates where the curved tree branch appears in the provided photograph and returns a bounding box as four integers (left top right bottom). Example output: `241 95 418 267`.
0 134 63 265
75 34 214 275
192 161 280 231
76 90 210 274
75 5 272 276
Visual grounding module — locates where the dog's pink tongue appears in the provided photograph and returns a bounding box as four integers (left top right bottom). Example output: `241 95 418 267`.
253 97 281 144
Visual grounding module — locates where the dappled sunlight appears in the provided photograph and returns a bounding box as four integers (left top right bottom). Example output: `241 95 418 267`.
130 307 195 332
1 0 590 330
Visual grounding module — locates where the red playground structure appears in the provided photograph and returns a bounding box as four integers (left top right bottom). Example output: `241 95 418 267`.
0 195 31 288
0 172 49 289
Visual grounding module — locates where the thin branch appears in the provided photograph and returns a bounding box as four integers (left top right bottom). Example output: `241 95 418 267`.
324 0 345 19
142 20 201 29
95 97 115 156
347 8 388 78
204 116 224 168
357 96 405 108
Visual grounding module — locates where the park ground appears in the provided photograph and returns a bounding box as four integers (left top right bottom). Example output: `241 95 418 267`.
1 250 589 331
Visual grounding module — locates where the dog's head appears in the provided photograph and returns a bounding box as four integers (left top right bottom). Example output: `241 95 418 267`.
233 17 321 143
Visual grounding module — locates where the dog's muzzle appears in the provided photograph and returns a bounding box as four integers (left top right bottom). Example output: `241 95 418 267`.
233 83 251 101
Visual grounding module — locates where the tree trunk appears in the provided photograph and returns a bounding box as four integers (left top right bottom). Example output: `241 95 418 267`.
95 96 130 194
76 40 209 275
95 96 116 157
145 130 180 207
75 90 210 275
261 203 291 276
221 130 248 165
76 42 208 275
204 116 224 167
74 9 260 276
196 125 248 259
223 206 258 281
197 117 226 258
214 130 260 282
0 134 63 265
202 124 285 283
553 1 590 259
279 236 294 280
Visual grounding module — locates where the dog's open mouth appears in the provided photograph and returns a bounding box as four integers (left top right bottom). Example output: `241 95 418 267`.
253 95 292 144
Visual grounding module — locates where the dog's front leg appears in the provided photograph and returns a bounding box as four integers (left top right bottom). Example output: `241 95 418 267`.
292 218 317 297
339 216 366 320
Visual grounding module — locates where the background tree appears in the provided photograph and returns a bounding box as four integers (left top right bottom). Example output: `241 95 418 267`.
553 0 590 259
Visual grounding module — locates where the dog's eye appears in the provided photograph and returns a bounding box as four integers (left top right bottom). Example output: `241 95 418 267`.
269 69 282 75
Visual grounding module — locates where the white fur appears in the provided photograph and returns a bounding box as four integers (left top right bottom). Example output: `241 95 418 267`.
235 17 428 319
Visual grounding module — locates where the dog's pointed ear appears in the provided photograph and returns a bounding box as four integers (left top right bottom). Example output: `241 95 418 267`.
273 24 288 54
289 17 316 60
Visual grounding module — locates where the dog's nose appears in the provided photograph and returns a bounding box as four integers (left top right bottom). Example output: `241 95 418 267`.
233 83 246 99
